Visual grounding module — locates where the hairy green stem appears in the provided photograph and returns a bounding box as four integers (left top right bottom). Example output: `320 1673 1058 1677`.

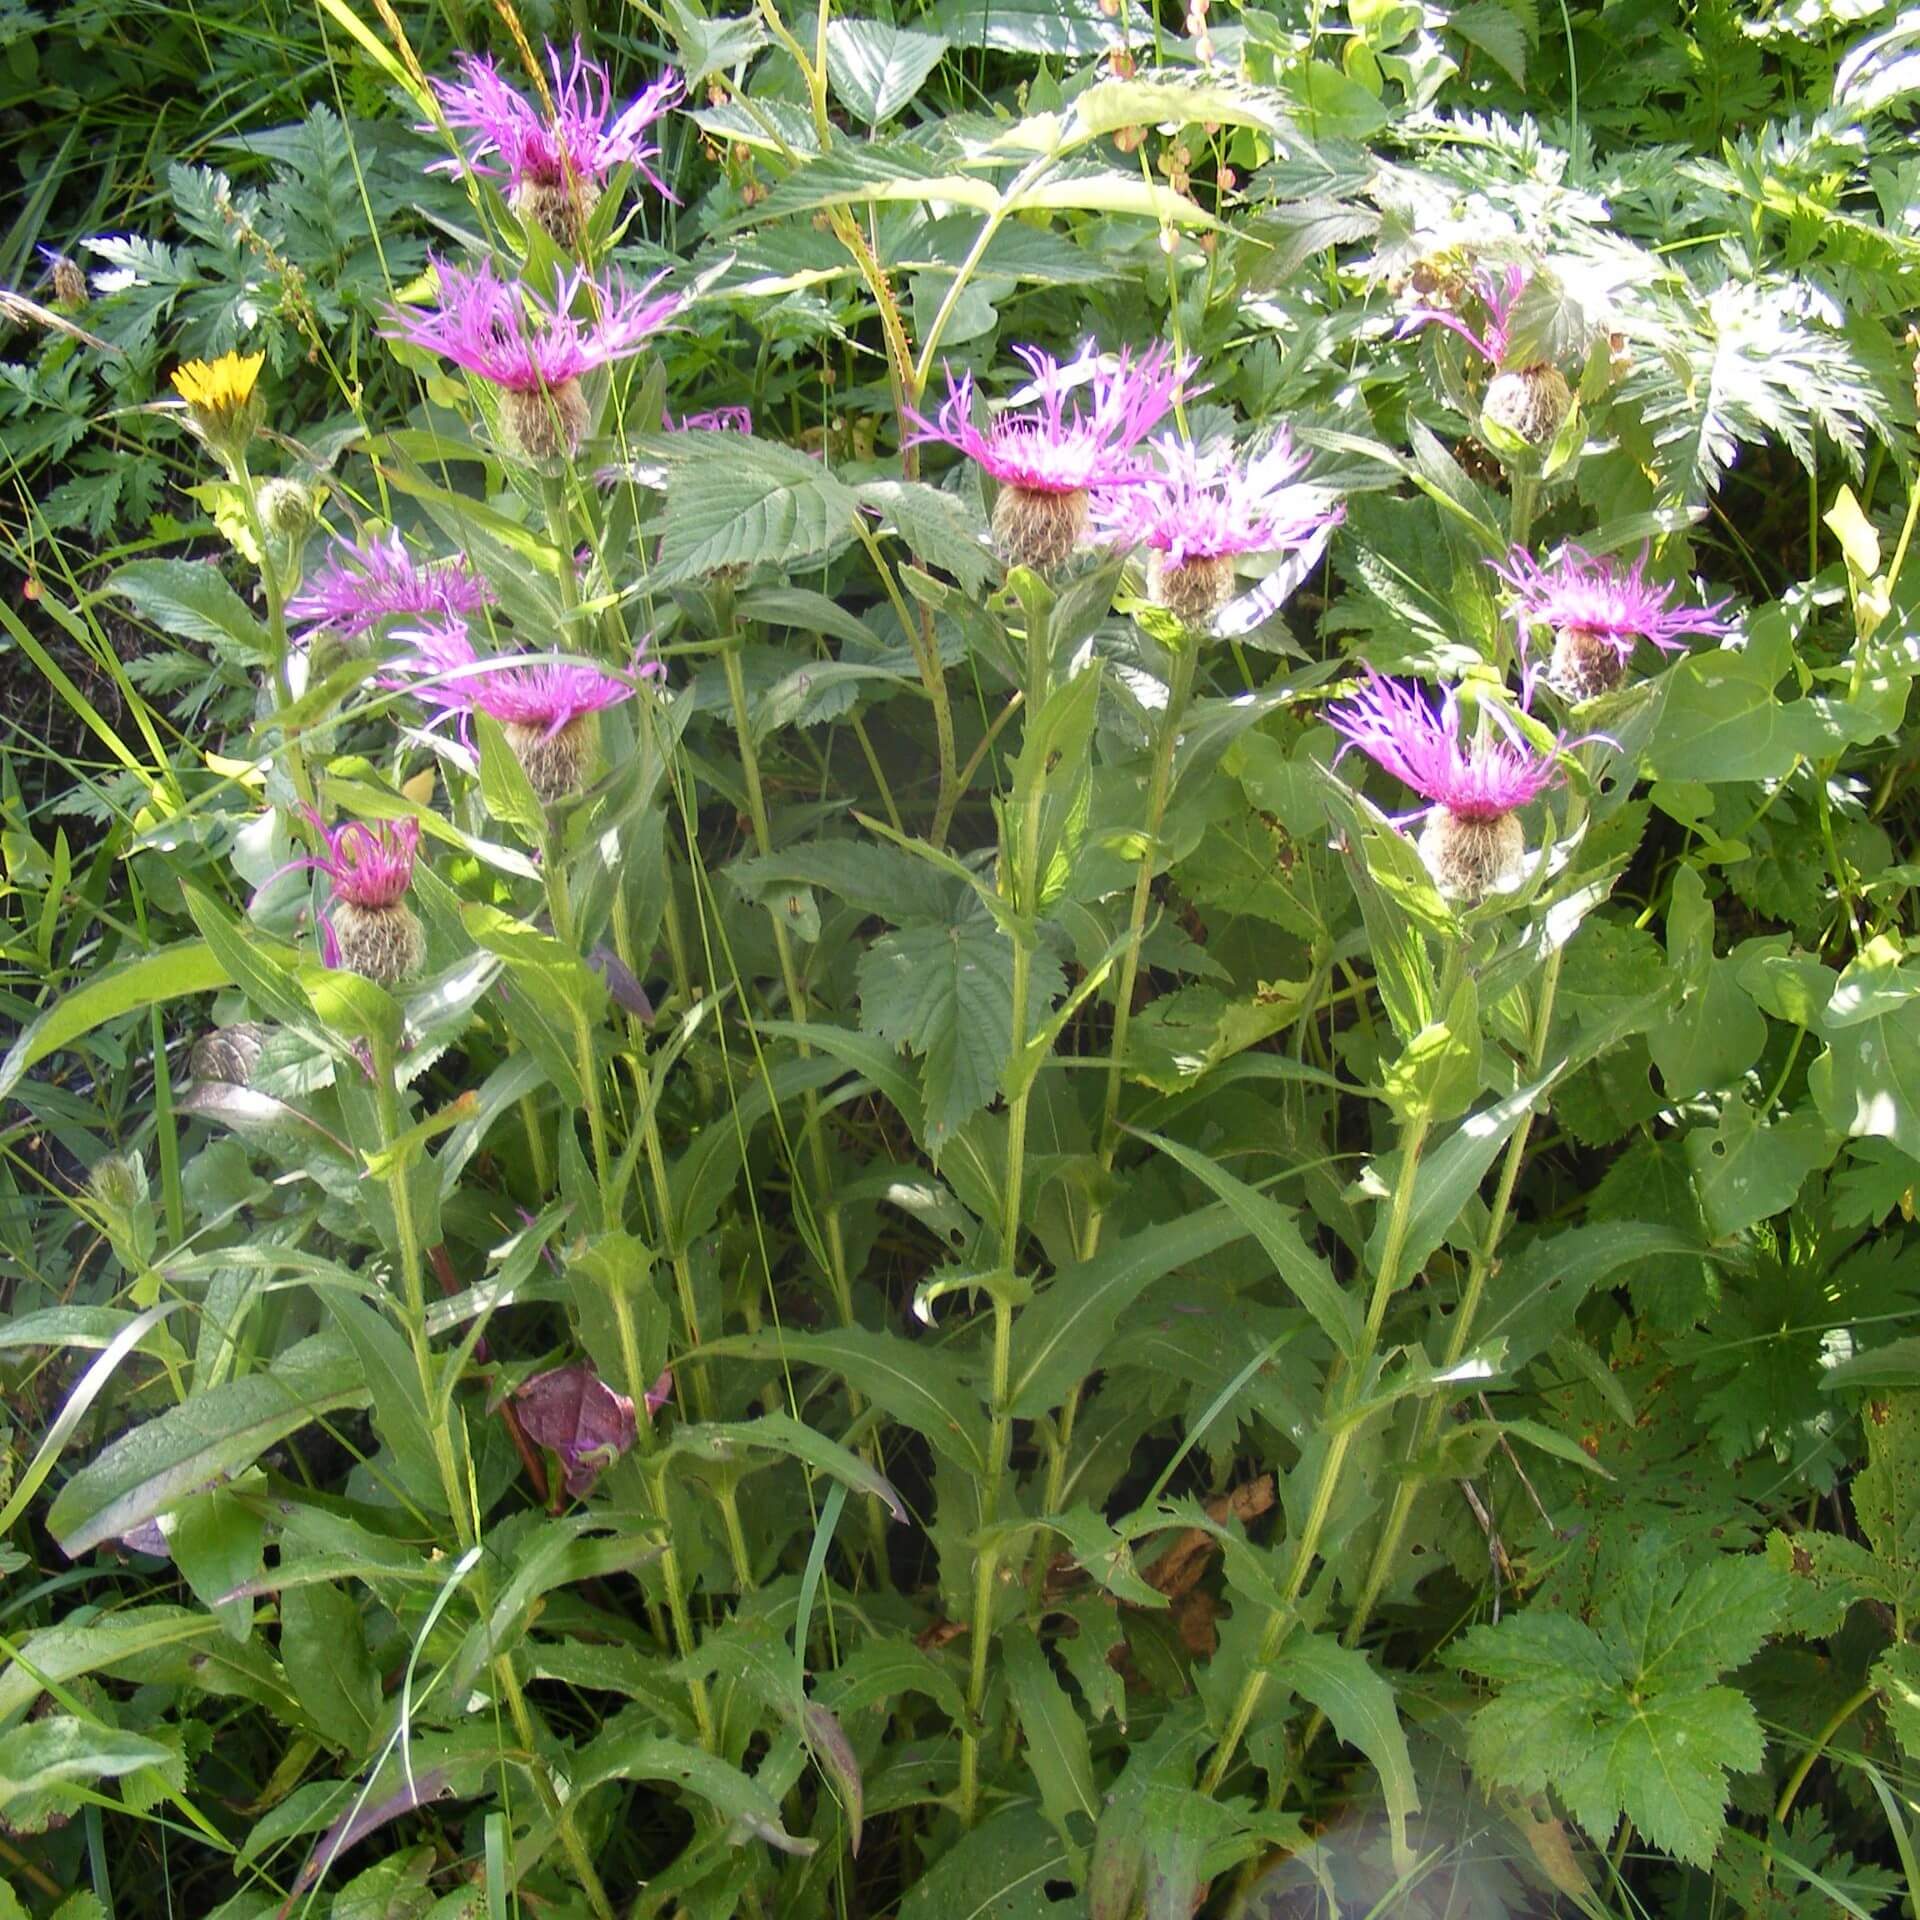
1339 945 1564 1652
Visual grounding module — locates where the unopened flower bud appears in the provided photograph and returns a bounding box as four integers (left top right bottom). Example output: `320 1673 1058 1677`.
88 1153 145 1214
258 477 320 536
46 253 89 308
1481 363 1573 452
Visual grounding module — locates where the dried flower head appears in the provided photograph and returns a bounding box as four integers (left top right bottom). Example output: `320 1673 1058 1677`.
289 531 493 640
39 247 89 308
1326 670 1562 903
906 343 1181 571
1491 543 1732 700
384 258 683 460
430 42 682 244
513 1362 649 1496
1096 429 1341 624
171 350 265 456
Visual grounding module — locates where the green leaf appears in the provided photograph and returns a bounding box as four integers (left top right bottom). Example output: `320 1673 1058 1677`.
0 941 228 1103
1685 1099 1835 1235
1456 1552 1785 1868
1810 938 1920 1162
169 1484 266 1642
857 909 1062 1153
1646 607 1827 784
1002 1625 1098 1832
897 1804 1073 1920
0 1719 176 1810
572 1728 810 1853
280 1581 383 1755
1276 1635 1419 1869
858 478 995 594
47 1332 369 1557
656 439 860 584
673 1413 907 1522
473 709 546 837
110 558 270 660
921 0 1142 55
1128 1130 1359 1358
1010 1204 1250 1416
0 1606 222 1724
696 1327 990 1476
823 18 948 122
1449 0 1531 82
1381 972 1482 1125
319 1293 446 1513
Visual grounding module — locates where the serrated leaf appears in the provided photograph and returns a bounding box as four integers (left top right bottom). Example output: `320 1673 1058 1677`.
824 18 948 122
1002 1624 1098 1832
857 911 1061 1150
655 441 860 585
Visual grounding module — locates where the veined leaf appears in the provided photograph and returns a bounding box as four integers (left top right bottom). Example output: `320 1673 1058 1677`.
824 18 948 123
656 440 862 584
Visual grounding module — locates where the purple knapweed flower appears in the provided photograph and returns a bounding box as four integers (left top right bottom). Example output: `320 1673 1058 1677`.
1096 429 1342 624
288 531 493 641
1401 263 1571 453
1490 543 1732 701
664 406 754 434
268 814 426 987
430 40 682 243
1327 670 1562 903
384 257 684 461
513 1363 640 1497
905 342 1182 572
448 649 658 801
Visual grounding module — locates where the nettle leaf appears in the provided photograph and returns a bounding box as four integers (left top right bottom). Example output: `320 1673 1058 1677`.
824 18 949 122
655 439 860 584
1456 1552 1787 1866
857 905 1062 1152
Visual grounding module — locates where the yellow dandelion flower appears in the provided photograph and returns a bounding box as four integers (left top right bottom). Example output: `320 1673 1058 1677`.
171 350 264 411
170 350 266 459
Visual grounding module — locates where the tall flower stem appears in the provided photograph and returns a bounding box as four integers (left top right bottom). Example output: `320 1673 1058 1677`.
720 636 888 1574
1197 938 1465 1796
370 1036 614 1917
958 603 1054 1826
233 453 315 818
1336 945 1565 1651
1038 637 1199 1528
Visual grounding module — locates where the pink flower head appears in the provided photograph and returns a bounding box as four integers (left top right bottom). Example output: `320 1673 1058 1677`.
1095 429 1341 566
430 42 682 203
383 256 683 396
1401 264 1528 367
288 531 493 640
380 614 483 714
315 815 420 910
905 343 1181 495
457 651 656 738
258 814 423 975
1326 670 1561 822
1490 543 1731 661
665 406 753 434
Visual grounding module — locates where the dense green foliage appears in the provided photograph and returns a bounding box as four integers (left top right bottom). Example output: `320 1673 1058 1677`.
2 0 1919 1916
